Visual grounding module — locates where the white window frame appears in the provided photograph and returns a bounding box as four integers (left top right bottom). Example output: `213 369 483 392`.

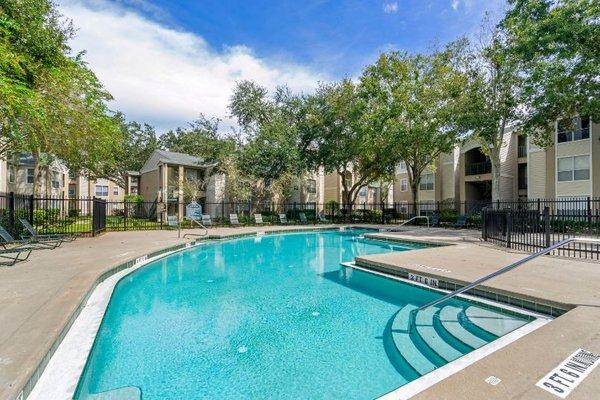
26 168 34 184
419 173 434 191
398 161 407 173
556 116 590 144
400 178 408 192
95 185 109 197
113 187 119 195
557 155 590 182
8 167 15 183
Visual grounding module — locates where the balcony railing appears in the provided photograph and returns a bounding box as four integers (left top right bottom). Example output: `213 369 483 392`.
518 145 527 158
465 161 492 176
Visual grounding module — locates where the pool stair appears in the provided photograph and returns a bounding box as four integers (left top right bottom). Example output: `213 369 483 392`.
388 303 529 378
86 386 141 400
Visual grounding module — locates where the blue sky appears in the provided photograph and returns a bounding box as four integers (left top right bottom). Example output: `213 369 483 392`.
59 0 507 131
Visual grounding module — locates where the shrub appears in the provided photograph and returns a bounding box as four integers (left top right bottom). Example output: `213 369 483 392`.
33 209 60 225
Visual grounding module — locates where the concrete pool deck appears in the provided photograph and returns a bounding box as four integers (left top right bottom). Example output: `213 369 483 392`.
2 225 599 399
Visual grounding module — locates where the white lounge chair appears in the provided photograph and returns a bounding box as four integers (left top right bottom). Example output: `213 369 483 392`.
299 212 308 224
254 214 264 224
201 214 212 226
279 214 288 224
230 213 240 226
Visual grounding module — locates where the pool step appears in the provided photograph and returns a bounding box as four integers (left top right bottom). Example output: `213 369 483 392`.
465 306 528 337
438 305 488 349
415 307 462 362
389 303 523 379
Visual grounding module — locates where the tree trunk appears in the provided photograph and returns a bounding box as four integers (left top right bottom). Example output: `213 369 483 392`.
32 151 42 197
490 149 501 202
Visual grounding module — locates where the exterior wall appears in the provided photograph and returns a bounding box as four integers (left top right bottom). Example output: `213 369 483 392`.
140 170 159 202
593 122 600 197
555 131 592 197
7 164 68 197
90 178 125 201
323 172 340 203
527 139 548 199
0 158 7 193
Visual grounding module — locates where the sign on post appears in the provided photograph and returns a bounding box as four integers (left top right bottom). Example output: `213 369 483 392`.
186 201 203 221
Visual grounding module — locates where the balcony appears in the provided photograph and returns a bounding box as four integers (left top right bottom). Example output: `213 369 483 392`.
465 161 492 176
518 145 527 158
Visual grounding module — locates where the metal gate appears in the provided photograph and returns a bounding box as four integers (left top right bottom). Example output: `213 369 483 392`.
92 197 106 236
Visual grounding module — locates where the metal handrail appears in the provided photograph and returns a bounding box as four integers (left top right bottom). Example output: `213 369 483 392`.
388 215 429 232
416 237 599 313
182 218 208 238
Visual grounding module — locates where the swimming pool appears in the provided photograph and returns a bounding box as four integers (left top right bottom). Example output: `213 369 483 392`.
74 229 536 399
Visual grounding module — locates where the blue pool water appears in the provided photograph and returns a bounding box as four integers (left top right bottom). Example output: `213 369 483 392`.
75 229 530 399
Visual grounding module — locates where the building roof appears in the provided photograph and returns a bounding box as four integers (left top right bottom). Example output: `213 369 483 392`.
139 149 216 174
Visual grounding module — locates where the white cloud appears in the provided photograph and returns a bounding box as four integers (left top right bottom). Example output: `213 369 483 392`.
58 0 327 132
452 0 460 11
383 2 399 14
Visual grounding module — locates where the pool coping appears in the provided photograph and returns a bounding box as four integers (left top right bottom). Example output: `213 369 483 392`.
17 226 351 400
340 262 552 400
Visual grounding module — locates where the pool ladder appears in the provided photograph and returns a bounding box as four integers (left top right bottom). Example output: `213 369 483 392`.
408 237 600 333
387 216 429 232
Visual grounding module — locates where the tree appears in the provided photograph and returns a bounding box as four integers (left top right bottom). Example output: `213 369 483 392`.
459 25 523 201
501 0 600 140
159 115 235 165
0 0 122 195
299 80 395 208
359 44 469 202
228 81 305 202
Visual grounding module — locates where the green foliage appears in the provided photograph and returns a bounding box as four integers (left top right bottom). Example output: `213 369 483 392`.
501 0 600 140
358 43 469 202
124 194 144 203
32 208 59 225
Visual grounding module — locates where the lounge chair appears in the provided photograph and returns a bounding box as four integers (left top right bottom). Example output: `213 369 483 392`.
201 214 212 227
230 213 241 226
299 212 308 224
430 213 440 227
318 213 330 223
0 225 62 250
254 213 264 224
0 247 34 266
279 214 288 224
19 218 78 242
453 215 468 228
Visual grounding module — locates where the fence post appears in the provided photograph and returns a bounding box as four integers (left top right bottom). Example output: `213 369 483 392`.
544 206 551 248
28 194 34 225
221 200 225 223
124 199 128 231
506 209 512 249
381 201 385 225
587 196 592 226
482 208 487 241
7 191 15 234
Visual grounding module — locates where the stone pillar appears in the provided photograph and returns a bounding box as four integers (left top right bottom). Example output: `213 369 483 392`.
178 165 185 220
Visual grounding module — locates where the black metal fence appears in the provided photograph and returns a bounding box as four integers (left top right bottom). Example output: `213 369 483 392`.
482 198 600 260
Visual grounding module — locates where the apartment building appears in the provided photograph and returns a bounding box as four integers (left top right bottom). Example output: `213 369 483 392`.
528 117 600 199
287 167 326 205
394 117 599 212
6 154 69 197
323 168 393 206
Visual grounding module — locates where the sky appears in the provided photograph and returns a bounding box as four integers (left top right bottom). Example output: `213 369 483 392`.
57 0 507 133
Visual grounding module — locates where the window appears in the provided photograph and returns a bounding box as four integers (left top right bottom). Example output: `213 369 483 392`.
359 187 367 197
51 172 60 189
307 179 316 194
26 168 34 184
557 155 590 182
400 178 408 192
8 167 15 183
419 173 434 191
113 187 119 195
399 201 408 214
398 161 407 173
95 185 109 196
185 168 201 182
557 116 590 143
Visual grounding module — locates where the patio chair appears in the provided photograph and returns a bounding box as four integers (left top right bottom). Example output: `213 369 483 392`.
299 212 308 224
19 218 78 242
430 213 440 227
318 213 330 223
201 214 212 227
279 214 288 224
254 213 264 224
230 213 241 226
0 247 34 266
453 215 468 228
0 224 62 250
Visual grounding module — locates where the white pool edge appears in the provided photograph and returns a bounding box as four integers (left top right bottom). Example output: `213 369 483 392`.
27 243 203 400
341 262 553 400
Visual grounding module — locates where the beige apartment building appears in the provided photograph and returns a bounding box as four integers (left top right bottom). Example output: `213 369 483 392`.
393 117 599 213
323 168 393 206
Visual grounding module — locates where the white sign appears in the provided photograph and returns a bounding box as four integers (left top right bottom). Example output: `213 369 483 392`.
135 255 148 265
408 273 438 288
536 348 600 398
186 201 203 220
